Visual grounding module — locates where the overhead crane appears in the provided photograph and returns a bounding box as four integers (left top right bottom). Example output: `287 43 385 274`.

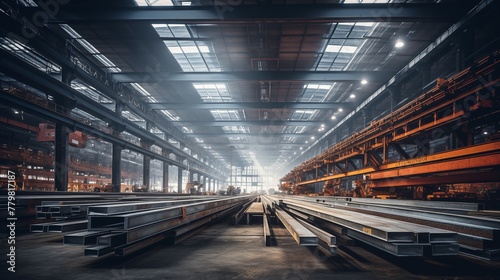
281 51 500 201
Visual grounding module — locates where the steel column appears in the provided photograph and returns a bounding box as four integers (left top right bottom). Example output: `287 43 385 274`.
143 155 151 188
177 167 183 193
112 144 122 192
54 122 68 192
163 162 169 193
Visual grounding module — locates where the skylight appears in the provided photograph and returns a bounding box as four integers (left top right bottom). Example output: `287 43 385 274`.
151 24 222 72
316 22 375 71
60 24 121 73
0 37 60 73
211 110 241 121
343 0 389 3
134 0 173 6
164 40 220 72
71 81 113 104
193 83 232 102
223 126 249 133
160 110 180 121
152 24 190 38
129 83 158 103
300 84 333 102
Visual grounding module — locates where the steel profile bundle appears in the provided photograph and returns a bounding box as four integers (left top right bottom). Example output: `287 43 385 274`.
81 196 255 257
295 195 500 259
87 197 218 215
275 209 318 246
276 197 460 257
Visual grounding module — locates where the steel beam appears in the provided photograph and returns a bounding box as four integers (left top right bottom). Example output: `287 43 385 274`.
369 171 500 188
87 198 215 215
89 197 251 230
111 71 392 83
47 220 88 233
275 209 318 246
184 132 314 137
64 231 111 245
173 120 332 126
369 153 500 180
347 229 424 257
283 200 417 243
24 4 465 23
148 102 351 110
295 141 500 186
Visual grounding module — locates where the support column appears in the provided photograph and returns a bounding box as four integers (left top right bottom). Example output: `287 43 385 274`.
143 155 150 188
54 122 68 191
163 162 169 193
203 176 207 191
112 144 122 192
177 167 183 193
54 68 76 192
189 171 194 183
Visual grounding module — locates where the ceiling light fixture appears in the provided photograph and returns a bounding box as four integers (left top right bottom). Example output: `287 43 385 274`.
350 94 356 99
395 40 404 48
331 115 336 120
361 79 368 85
338 108 343 112
311 136 315 140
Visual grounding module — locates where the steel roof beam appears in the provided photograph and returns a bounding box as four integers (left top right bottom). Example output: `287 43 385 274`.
24 4 465 23
184 133 314 137
112 71 392 83
148 102 350 110
173 120 330 126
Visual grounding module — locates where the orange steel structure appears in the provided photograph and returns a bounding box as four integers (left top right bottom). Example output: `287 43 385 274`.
281 51 500 199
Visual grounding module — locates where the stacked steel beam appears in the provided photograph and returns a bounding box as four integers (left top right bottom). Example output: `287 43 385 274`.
266 195 500 260
77 196 255 257
265 195 464 258
27 194 256 257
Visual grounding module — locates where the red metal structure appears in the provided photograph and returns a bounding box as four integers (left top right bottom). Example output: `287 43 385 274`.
281 51 500 200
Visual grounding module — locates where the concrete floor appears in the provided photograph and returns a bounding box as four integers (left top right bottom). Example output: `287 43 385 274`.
2 220 500 280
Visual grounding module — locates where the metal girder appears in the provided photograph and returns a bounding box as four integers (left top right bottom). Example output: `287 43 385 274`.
0 12 228 175
173 120 329 126
295 141 500 186
148 102 351 110
275 209 318 246
0 90 192 171
369 171 500 188
0 50 226 179
197 142 304 147
185 132 314 137
369 153 500 180
23 4 465 23
111 71 392 83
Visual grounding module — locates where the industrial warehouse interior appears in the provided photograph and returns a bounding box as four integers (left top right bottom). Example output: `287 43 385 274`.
0 0 500 279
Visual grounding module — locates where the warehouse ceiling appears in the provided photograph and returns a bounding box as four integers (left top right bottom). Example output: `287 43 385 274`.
0 0 483 176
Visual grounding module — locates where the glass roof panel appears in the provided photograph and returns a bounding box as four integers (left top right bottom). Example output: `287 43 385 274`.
60 24 121 73
134 0 173 6
222 126 249 133
210 110 241 121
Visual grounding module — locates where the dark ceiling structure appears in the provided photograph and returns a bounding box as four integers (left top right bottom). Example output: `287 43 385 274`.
0 0 497 179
